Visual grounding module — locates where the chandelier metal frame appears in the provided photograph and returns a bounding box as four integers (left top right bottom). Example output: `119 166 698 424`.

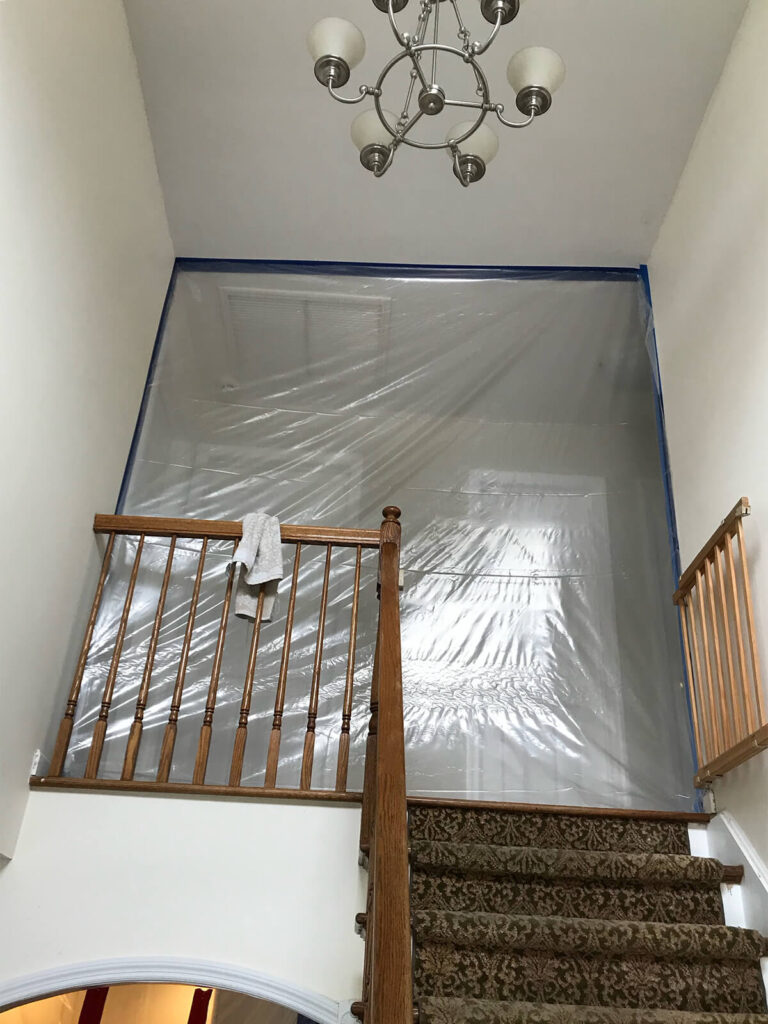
312 0 558 186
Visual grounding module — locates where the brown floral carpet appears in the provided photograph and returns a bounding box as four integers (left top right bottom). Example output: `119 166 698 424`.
409 804 768 1023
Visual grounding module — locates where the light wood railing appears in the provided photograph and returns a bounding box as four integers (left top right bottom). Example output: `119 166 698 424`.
33 508 413 1024
674 498 767 786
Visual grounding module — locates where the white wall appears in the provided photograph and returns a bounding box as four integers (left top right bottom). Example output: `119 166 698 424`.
0 1 175 857
0 793 365 1007
648 0 768 857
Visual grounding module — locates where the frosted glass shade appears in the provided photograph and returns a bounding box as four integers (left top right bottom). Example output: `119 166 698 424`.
351 110 396 151
445 122 499 164
507 46 565 95
307 17 366 69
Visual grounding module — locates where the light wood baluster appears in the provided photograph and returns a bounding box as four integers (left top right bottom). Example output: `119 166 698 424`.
724 532 756 733
122 536 177 780
678 597 703 768
687 592 712 764
264 543 302 788
336 545 362 793
736 517 766 726
157 538 208 782
369 506 411 1024
713 540 746 741
229 587 266 787
193 544 237 784
695 567 723 757
85 535 145 778
704 554 733 750
301 545 333 790
49 532 116 776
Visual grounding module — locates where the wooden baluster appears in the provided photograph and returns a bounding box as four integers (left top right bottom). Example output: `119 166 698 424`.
264 542 302 788
301 546 333 790
736 517 766 725
359 625 381 856
49 532 116 776
713 540 746 742
704 554 733 750
229 587 266 787
157 538 208 782
85 535 145 779
193 543 237 784
678 596 704 768
695 567 723 758
336 545 362 793
724 532 756 733
369 506 412 1024
122 536 176 780
686 592 713 764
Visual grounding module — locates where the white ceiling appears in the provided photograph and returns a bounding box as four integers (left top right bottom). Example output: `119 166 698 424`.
124 0 745 266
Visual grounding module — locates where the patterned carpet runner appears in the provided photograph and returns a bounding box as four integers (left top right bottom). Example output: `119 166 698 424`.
408 804 768 1024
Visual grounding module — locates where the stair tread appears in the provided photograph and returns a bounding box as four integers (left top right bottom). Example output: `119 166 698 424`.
410 867 725 925
413 910 768 961
411 841 727 886
418 997 768 1024
408 806 691 855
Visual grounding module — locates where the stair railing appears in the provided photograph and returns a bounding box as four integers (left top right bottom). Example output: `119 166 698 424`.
674 497 768 786
39 512 385 799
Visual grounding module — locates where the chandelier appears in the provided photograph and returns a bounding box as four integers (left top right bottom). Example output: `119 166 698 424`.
307 0 565 186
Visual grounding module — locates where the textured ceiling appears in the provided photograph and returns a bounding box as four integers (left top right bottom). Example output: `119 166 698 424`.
124 0 746 266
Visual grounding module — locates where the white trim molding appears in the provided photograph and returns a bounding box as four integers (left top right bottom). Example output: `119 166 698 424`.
0 956 341 1023
718 811 768 895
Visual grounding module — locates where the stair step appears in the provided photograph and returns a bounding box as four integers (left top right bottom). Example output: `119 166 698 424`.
418 997 768 1024
412 911 768 961
414 943 767 1012
408 806 691 855
410 868 725 925
411 841 736 887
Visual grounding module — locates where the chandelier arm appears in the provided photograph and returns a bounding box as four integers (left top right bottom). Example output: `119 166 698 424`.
398 70 419 126
397 108 425 141
386 0 408 47
450 146 471 188
444 98 486 110
373 140 398 178
327 82 375 105
472 10 504 56
494 105 535 128
431 0 440 84
448 0 471 51
408 47 430 91
415 2 432 46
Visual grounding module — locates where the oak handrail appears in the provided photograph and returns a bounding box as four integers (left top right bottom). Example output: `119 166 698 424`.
368 507 412 1024
93 514 381 548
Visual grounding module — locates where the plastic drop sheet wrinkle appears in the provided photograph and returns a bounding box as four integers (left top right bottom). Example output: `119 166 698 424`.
61 268 694 809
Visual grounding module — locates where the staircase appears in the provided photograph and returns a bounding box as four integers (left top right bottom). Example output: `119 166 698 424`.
408 800 768 1024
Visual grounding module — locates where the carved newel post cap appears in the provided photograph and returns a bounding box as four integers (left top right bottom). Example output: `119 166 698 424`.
382 506 402 522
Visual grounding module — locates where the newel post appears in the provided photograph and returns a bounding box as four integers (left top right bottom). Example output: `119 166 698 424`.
369 506 412 1024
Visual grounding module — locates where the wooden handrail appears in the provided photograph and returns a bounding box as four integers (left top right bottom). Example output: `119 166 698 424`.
93 514 380 548
673 497 749 602
368 507 412 1024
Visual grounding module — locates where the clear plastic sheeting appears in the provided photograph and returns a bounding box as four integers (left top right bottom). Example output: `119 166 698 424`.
63 265 695 809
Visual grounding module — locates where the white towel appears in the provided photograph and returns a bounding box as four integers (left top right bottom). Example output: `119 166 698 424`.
229 512 283 622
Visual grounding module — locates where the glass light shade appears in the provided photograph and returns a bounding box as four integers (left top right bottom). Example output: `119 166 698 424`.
506 46 565 95
307 17 366 69
351 109 396 151
445 122 499 164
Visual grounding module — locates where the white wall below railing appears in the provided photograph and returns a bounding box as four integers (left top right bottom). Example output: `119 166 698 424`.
0 792 366 1010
